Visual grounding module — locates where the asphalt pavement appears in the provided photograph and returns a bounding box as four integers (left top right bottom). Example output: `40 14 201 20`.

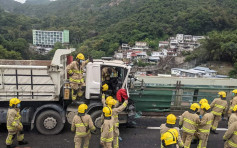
0 116 227 148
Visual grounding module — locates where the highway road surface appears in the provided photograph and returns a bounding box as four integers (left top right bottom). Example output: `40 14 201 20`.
0 116 227 148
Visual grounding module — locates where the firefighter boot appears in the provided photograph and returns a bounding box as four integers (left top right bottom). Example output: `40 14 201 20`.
18 140 28 145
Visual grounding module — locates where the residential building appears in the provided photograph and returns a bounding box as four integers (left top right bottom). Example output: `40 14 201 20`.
159 41 169 48
33 30 69 47
132 42 149 51
193 36 205 41
121 43 131 50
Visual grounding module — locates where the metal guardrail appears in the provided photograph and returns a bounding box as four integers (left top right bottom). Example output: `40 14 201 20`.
130 76 237 112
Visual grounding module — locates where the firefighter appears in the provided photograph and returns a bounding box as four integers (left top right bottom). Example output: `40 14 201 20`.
179 103 200 148
228 89 237 117
66 53 92 102
106 95 128 148
210 91 228 134
161 128 180 148
71 104 96 148
223 121 237 148
197 103 214 148
199 98 208 116
102 67 113 82
228 105 237 127
6 98 28 148
160 114 184 148
101 106 114 148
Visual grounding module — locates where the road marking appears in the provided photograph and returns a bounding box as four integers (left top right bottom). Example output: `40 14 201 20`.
147 127 228 131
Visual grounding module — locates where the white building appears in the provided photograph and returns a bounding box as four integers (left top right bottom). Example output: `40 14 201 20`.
149 49 168 62
193 36 205 41
114 53 123 59
170 39 178 49
121 43 131 50
132 42 149 51
184 35 193 42
159 41 169 48
33 30 69 47
176 34 184 43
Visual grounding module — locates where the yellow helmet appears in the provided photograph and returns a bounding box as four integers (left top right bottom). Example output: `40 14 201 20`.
161 129 178 146
218 91 226 98
107 99 117 107
76 53 85 60
105 96 114 105
190 103 200 111
9 98 21 107
102 84 109 92
78 104 88 113
201 103 211 110
103 106 112 117
233 105 237 112
166 114 176 125
199 98 208 105
232 89 237 94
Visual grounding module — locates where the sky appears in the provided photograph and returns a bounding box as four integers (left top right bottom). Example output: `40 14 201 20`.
14 0 26 3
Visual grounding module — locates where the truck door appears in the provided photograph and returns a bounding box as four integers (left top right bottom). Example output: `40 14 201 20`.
85 63 101 99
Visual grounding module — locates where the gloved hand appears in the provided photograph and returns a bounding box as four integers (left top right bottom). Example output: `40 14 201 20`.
179 125 182 129
199 115 203 120
116 89 129 102
102 93 105 99
89 56 93 63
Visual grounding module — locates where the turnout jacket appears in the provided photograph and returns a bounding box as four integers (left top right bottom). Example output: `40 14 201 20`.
179 111 200 135
71 114 96 138
210 98 227 116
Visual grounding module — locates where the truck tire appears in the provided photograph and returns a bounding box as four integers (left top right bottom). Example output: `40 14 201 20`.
36 110 64 135
90 110 103 129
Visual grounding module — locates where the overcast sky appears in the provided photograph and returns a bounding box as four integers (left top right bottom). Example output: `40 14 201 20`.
14 0 26 3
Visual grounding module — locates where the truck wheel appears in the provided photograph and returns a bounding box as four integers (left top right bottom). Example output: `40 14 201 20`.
36 110 64 135
91 110 103 129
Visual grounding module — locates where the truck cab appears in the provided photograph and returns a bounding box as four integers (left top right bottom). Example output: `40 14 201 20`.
66 59 131 128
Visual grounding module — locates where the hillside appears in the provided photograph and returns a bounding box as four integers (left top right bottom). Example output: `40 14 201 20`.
0 0 21 12
0 0 237 60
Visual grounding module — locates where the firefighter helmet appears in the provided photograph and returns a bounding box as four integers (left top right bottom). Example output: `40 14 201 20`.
161 129 178 146
218 91 226 98
103 106 112 117
166 114 176 125
107 99 117 107
201 103 211 110
232 89 237 94
102 84 109 92
78 104 88 113
76 53 85 60
190 103 200 111
233 105 237 112
105 96 114 105
9 98 21 107
199 98 208 105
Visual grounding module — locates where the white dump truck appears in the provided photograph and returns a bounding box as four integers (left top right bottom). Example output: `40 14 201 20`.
0 49 133 135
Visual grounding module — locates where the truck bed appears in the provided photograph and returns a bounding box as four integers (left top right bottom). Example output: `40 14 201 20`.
0 65 57 101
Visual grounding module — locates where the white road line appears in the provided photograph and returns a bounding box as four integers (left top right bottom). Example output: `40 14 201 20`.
147 127 228 131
